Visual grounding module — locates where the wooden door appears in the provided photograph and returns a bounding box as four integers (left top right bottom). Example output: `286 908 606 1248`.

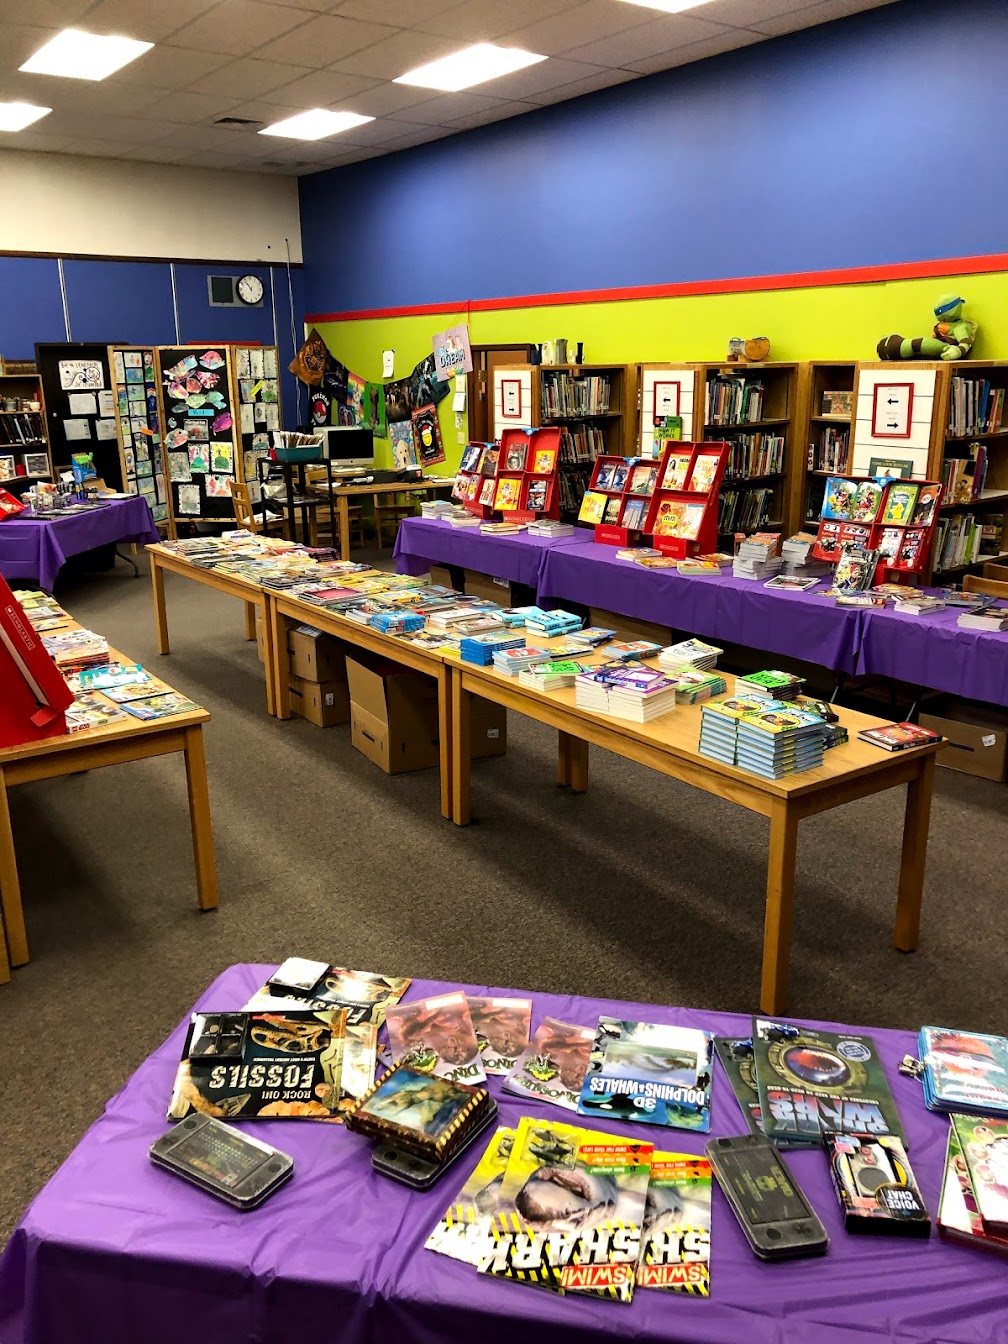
468 345 532 442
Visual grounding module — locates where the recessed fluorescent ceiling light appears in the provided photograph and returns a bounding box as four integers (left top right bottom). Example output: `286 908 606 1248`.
20 29 153 81
259 109 374 141
616 0 713 11
394 43 546 92
0 102 51 132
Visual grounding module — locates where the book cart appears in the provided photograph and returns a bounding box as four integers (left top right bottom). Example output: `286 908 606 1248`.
153 344 281 531
811 475 944 581
108 346 169 532
644 440 729 557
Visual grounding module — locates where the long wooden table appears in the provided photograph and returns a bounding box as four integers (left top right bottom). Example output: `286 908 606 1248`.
447 646 942 1015
0 636 218 984
306 476 454 559
268 591 454 819
147 544 276 714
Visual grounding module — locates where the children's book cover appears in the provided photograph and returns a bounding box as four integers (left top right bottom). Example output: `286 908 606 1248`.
752 1017 906 1145
912 483 941 527
467 997 532 1075
621 497 647 530
950 1114 1008 1233
679 502 706 541
661 453 692 491
636 1153 711 1295
524 477 548 512
919 1026 1008 1114
505 441 528 472
347 1063 489 1157
503 1017 596 1111
595 462 617 490
495 477 523 511
412 403 446 466
822 478 858 520
121 691 198 720
167 1008 347 1121
894 528 926 570
386 990 486 1084
653 499 687 536
480 1116 653 1303
687 453 720 495
878 527 902 562
881 483 919 525
813 520 843 560
578 491 608 525
533 446 557 473
578 1018 713 1131
464 474 482 502
426 1126 516 1264
479 477 497 506
611 463 629 492
714 1037 763 1134
603 497 622 524
851 480 883 523
459 444 483 473
628 464 659 495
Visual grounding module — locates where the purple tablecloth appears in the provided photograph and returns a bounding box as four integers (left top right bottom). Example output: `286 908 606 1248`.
539 542 863 674
857 604 1008 707
394 517 579 587
0 963 996 1344
0 497 159 592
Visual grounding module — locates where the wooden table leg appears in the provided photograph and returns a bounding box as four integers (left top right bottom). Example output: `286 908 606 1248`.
557 731 573 786
243 601 256 641
260 599 276 718
151 558 170 655
271 602 292 720
570 739 589 794
760 798 800 1015
338 496 350 561
0 769 26 972
437 667 452 821
894 753 935 952
183 726 219 911
451 669 472 826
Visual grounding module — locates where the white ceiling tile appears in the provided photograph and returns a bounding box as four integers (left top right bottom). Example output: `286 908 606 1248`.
0 131 81 154
185 57 316 99
76 0 211 43
256 67 380 107
37 110 160 141
331 115 434 143
623 26 764 73
67 139 141 159
0 25 62 73
478 56 608 100
750 0 896 36
562 14 734 65
14 1 95 23
113 144 193 164
444 99 538 130
696 0 823 27
262 15 401 67
168 0 315 57
345 81 441 117
334 0 462 20
141 89 242 124
115 44 231 89
522 66 642 104
384 91 514 126
412 0 582 42
505 1 656 58
330 29 464 80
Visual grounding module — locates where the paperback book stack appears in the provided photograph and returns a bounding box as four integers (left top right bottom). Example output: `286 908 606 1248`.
697 695 767 765
958 606 1008 631
893 594 945 616
518 660 582 691
735 704 825 779
732 534 783 581
527 519 575 538
735 669 805 702
779 532 832 581
575 663 679 722
370 611 425 636
420 499 455 518
492 645 550 676
658 638 722 673
662 669 726 704
460 633 525 666
524 608 583 638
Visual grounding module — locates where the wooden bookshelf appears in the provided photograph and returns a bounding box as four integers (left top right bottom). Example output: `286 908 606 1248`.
698 361 799 537
0 367 52 495
795 360 858 528
492 362 633 518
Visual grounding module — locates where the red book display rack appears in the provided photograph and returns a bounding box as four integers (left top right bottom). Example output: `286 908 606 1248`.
643 441 729 558
494 427 561 524
811 475 943 579
0 575 73 749
453 441 500 519
578 455 665 546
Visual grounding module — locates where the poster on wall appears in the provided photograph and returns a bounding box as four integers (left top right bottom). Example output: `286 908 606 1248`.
385 378 412 423
58 359 104 391
433 323 473 381
411 403 445 467
390 420 417 468
409 354 450 410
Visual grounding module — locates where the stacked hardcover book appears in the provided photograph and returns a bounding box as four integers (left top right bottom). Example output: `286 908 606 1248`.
658 637 722 673
732 534 783 581
575 663 678 722
735 704 826 779
958 606 1008 631
527 519 574 538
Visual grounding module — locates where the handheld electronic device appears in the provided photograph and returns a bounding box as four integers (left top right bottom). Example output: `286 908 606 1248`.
149 1115 294 1210
705 1134 829 1260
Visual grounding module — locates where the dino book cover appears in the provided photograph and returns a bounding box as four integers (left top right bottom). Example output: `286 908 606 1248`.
167 1009 348 1122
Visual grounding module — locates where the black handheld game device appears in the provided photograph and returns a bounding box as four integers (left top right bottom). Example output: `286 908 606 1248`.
150 1115 294 1210
705 1134 829 1261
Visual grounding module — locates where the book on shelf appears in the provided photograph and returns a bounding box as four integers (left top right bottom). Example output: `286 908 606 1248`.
719 487 773 533
706 374 765 426
809 425 850 474
724 432 784 478
942 445 989 504
821 389 853 416
541 371 612 418
948 375 1006 437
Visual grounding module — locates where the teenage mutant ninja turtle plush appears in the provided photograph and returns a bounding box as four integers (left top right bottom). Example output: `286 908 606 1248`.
877 293 977 361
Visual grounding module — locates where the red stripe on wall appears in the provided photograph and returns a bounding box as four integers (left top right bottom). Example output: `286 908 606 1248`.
305 252 1008 324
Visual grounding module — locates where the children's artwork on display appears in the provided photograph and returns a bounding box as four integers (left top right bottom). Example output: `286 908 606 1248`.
168 452 191 483
184 418 209 442
58 359 104 390
188 443 209 474
211 442 233 474
390 420 417 468
412 404 445 467
177 484 201 514
385 377 412 424
205 474 232 498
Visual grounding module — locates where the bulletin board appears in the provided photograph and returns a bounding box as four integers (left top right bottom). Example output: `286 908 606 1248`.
232 344 282 506
35 341 124 489
109 346 169 531
154 345 242 525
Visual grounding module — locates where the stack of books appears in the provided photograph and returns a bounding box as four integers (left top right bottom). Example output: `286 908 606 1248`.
479 521 525 535
735 705 826 779
659 638 722 673
524 609 583 638
527 520 574 538
568 626 616 649
518 660 583 691
451 613 506 637
662 669 727 704
370 611 425 636
499 606 543 628
893 594 946 616
780 532 832 581
575 663 678 722
732 534 783 581
697 695 768 765
735 670 805 701
958 607 1008 631
420 500 456 518
607 639 662 662
491 645 551 676
40 629 111 672
460 633 525 665
447 511 481 528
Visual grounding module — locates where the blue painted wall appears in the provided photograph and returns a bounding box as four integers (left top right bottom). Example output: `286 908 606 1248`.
299 0 1008 311
0 255 304 424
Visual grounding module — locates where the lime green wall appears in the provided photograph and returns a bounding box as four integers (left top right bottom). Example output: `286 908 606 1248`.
315 268 1008 471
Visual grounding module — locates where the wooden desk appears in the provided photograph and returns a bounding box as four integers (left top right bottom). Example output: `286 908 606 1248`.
448 649 941 1015
267 591 453 820
0 639 218 984
147 544 276 715
306 477 454 559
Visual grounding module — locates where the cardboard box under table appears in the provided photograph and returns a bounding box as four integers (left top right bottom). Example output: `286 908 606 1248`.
347 651 505 774
919 702 1007 781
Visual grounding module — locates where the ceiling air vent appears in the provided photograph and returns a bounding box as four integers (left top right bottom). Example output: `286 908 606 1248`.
215 116 262 128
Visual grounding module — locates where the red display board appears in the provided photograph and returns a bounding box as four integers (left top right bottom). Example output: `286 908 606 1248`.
0 575 73 748
452 441 499 519
643 441 729 558
811 475 943 579
493 427 561 524
578 455 665 546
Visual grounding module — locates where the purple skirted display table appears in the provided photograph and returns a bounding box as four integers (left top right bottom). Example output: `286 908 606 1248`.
0 497 159 592
0 963 998 1344
856 604 1008 707
539 541 864 674
393 516 579 588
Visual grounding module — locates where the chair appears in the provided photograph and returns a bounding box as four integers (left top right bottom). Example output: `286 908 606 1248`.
228 480 288 538
962 573 1008 599
374 491 418 549
305 467 367 552
982 562 1008 583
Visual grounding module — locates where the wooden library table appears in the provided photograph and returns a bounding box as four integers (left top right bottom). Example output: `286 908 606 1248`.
447 647 942 1015
0 639 218 984
306 476 454 559
267 591 454 820
147 544 276 715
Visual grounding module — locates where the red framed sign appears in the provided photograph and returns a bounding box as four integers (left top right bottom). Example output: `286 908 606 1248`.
652 379 682 421
499 378 524 421
871 382 914 439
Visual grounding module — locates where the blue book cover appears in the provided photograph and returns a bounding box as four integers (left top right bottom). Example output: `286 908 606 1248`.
578 1017 713 1131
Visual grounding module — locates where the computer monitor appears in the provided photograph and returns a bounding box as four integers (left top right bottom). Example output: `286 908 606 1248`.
318 426 375 471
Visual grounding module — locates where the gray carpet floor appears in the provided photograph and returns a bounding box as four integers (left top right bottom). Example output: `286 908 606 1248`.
2 550 1006 1247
